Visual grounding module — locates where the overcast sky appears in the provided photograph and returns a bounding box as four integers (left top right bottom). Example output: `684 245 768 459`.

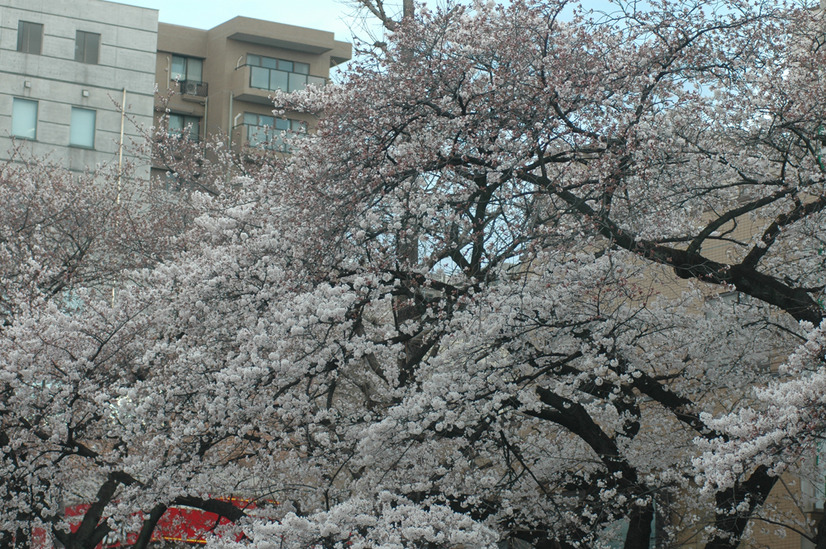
117 0 373 43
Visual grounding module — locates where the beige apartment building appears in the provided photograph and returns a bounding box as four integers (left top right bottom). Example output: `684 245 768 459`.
153 16 351 179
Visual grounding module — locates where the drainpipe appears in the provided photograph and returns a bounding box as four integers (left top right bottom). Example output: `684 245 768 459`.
117 87 126 203
227 92 234 150
226 92 234 183
112 87 127 308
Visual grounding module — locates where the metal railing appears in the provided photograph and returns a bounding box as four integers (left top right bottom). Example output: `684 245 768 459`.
247 66 326 93
180 80 208 97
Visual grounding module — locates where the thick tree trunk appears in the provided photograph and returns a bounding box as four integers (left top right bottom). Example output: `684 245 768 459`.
704 466 776 549
395 224 421 387
133 503 168 549
814 511 826 549
624 504 654 549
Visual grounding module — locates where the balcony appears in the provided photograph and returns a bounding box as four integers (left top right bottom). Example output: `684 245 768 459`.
239 114 306 154
248 66 326 94
179 80 208 98
232 66 326 105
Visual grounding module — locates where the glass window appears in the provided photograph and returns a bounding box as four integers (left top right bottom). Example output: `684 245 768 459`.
168 115 182 135
244 112 303 152
270 71 289 92
170 55 202 82
17 21 43 54
246 55 322 93
70 107 96 148
12 98 37 139
171 55 186 80
248 126 267 147
186 58 203 82
307 75 326 88
75 31 100 64
168 113 200 142
250 66 270 89
288 73 307 93
245 113 271 147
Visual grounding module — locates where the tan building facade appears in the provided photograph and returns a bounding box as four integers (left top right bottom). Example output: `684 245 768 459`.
153 16 351 178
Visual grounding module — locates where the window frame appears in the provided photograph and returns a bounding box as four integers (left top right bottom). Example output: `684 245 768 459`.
243 112 305 152
11 98 38 140
167 113 201 142
70 107 96 149
246 54 321 93
75 30 100 64
17 21 43 55
170 55 203 83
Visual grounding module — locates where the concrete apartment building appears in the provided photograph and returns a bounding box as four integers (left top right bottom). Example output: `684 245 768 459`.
0 0 158 177
0 0 352 180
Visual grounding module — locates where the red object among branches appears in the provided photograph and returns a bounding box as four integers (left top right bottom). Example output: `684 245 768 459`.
49 498 266 547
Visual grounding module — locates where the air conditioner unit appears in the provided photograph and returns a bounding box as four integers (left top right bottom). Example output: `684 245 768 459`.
182 81 200 95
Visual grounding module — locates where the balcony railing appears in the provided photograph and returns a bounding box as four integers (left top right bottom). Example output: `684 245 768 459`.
180 80 208 97
248 66 326 94
243 124 305 153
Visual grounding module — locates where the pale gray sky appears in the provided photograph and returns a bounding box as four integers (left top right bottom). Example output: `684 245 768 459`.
117 0 366 43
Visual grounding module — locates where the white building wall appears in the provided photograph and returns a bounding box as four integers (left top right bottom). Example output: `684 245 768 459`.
0 0 158 177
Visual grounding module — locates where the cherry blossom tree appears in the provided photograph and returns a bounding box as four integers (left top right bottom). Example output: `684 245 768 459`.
0 141 245 547
3 0 826 548
259 1 825 546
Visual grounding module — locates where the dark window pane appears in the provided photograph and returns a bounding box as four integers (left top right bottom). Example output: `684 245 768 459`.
75 31 100 64
17 21 43 54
